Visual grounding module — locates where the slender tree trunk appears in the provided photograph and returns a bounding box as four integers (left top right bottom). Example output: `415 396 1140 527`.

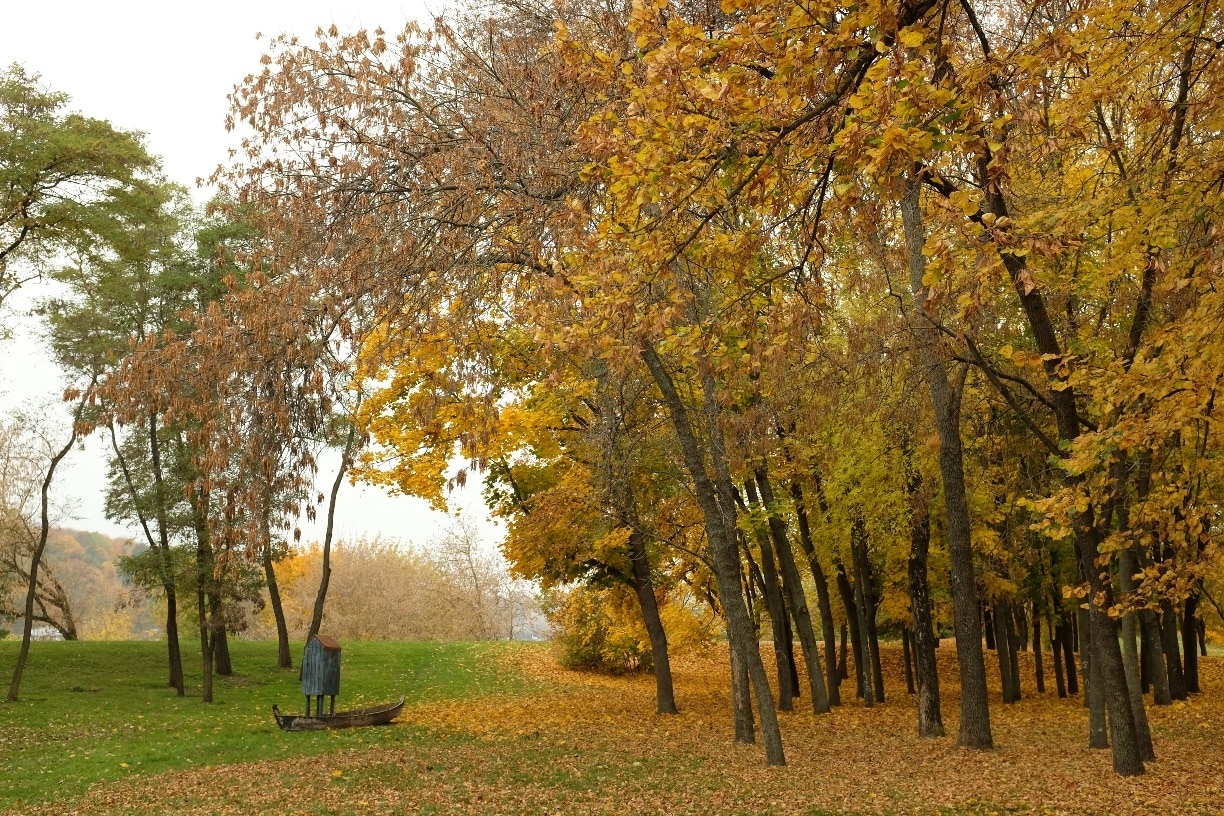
1051 620 1067 698
984 607 996 651
836 564 865 698
902 627 916 695
901 178 992 748
310 423 356 639
628 522 678 715
754 468 830 714
193 491 215 704
1033 615 1046 693
744 485 794 712
790 481 840 706
850 516 875 708
1058 615 1079 696
7 406 81 702
838 623 849 681
641 341 784 764
144 414 185 696
263 541 292 670
993 604 1016 704
1003 600 1022 700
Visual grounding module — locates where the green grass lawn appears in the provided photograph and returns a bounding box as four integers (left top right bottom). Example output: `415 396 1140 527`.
0 639 538 810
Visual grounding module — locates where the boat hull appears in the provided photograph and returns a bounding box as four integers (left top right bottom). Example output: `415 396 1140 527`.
272 696 405 731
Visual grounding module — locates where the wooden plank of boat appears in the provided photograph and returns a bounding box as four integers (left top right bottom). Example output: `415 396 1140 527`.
272 695 405 731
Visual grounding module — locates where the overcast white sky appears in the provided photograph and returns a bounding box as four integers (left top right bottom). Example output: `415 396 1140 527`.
0 0 501 550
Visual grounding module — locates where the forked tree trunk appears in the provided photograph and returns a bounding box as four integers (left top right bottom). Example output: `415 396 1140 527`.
790 481 841 706
901 178 992 748
7 406 81 702
641 341 784 765
850 516 875 708
754 468 830 714
1118 547 1155 759
310 423 356 640
744 488 795 712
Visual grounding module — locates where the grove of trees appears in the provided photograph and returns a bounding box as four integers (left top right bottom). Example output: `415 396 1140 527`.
3 0 1223 784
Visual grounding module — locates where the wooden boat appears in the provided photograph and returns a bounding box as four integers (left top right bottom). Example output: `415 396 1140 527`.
272 695 405 731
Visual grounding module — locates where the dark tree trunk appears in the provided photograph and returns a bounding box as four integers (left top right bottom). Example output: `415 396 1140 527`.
1051 621 1067 698
790 480 841 705
902 177 992 748
850 516 875 708
902 627 916 695
142 414 185 696
1083 613 1109 749
1003 600 1022 700
263 542 293 670
1160 599 1188 700
211 592 232 677
1033 615 1045 693
743 486 795 712
641 341 784 764
626 518 678 714
1118 546 1155 759
754 468 830 714
1182 593 1201 694
907 494 944 736
838 623 849 681
1058 615 1079 696
836 564 864 697
983 607 996 650
992 604 1017 704
1014 604 1029 653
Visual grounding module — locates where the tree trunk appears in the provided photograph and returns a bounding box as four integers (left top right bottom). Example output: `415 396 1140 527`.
263 542 293 670
641 341 784 764
1033 615 1045 693
1118 547 1155 759
984 607 996 651
838 623 849 681
754 468 830 714
790 481 841 706
992 604 1016 704
1182 592 1201 693
744 485 795 712
836 563 865 698
901 178 992 748
7 405 81 702
907 488 944 735
902 627 916 695
1082 610 1109 749
628 519 678 715
310 424 356 640
211 592 232 677
1003 599 1022 700
143 414 185 696
1159 599 1187 700
1058 614 1079 696
1051 619 1067 698
850 516 875 708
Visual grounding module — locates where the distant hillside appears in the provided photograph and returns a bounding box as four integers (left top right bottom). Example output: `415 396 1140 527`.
3 528 156 640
